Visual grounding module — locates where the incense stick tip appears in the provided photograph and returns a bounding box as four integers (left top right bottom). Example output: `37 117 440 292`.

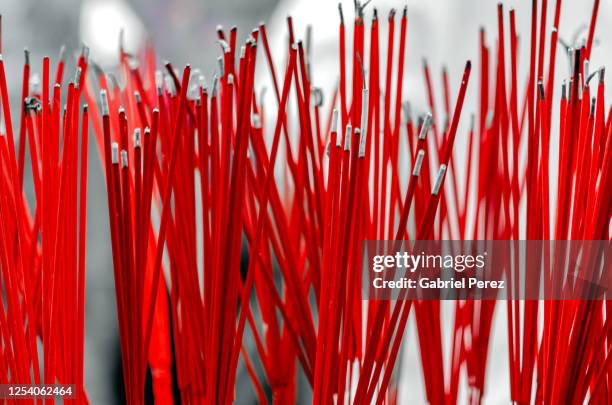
402 101 412 123
155 70 163 95
331 109 339 133
561 80 567 100
120 150 128 168
538 81 545 100
485 110 493 128
433 165 447 195
217 39 230 53
419 113 432 140
59 45 66 62
211 75 219 96
164 74 176 96
217 56 224 76
134 128 142 148
360 86 368 125
412 149 425 176
99 90 109 116
313 87 324 107
74 68 82 88
119 28 125 53
344 125 352 151
81 43 90 60
358 128 367 158
111 143 119 164
24 48 30 65
251 114 262 129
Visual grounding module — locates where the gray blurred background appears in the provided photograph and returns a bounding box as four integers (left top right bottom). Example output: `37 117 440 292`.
2 0 612 403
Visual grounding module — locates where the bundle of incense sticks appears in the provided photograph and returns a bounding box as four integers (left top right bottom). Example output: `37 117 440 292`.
0 0 611 403
0 44 90 402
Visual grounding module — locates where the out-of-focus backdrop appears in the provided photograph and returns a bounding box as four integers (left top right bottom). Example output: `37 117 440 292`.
1 0 611 403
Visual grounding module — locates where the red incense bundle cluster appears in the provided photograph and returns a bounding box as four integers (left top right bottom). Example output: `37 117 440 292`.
0 38 89 401
0 0 610 403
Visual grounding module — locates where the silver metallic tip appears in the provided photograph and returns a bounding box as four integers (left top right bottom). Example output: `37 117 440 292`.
412 150 425 177
100 90 109 116
134 128 142 148
120 150 128 168
432 164 447 195
111 143 119 164
419 113 432 140
344 125 352 151
211 75 219 97
74 68 82 88
58 45 66 62
402 101 412 123
360 88 369 139
357 128 367 158
331 109 339 133
251 114 262 129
